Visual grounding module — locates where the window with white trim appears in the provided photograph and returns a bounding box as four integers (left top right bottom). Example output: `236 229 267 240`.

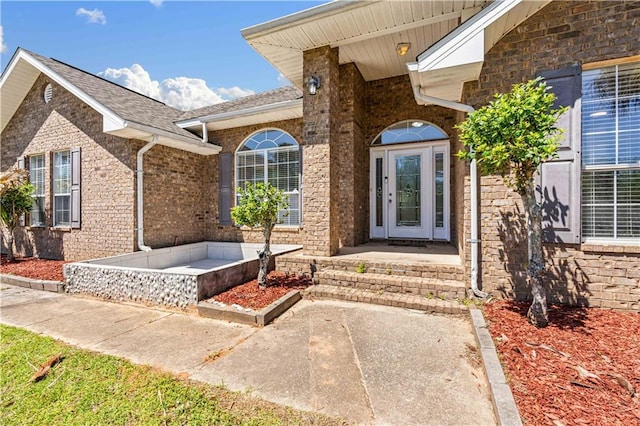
236 130 301 226
53 150 71 227
29 154 45 226
581 61 640 240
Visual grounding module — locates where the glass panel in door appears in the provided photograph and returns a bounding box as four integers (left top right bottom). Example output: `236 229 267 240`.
389 148 431 239
395 155 421 226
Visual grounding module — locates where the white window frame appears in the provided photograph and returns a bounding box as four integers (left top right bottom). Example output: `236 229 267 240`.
581 60 640 243
235 129 302 227
29 154 46 227
53 150 71 227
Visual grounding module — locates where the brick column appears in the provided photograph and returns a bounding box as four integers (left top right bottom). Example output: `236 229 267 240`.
338 63 366 247
302 46 340 256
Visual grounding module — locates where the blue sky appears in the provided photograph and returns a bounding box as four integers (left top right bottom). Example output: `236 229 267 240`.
1 1 324 110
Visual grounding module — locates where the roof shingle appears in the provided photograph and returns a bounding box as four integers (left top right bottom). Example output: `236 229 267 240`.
26 50 200 141
179 86 302 121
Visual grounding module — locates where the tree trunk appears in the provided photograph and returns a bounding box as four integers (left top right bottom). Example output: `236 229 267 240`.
522 180 549 328
257 224 273 289
4 225 16 262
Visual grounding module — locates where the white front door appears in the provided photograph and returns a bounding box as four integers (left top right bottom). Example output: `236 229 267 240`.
389 148 432 238
370 142 450 240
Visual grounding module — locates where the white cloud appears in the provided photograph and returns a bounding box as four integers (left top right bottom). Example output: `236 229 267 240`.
99 64 254 111
150 0 163 7
277 73 291 86
76 7 107 25
0 26 7 54
215 86 255 99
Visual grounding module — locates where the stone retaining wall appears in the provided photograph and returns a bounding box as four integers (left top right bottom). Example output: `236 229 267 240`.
64 264 198 309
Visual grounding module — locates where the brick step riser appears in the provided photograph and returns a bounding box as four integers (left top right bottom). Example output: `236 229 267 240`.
315 276 465 300
277 257 465 282
324 264 464 281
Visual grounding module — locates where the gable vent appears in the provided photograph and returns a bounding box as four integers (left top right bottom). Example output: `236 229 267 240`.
44 84 53 103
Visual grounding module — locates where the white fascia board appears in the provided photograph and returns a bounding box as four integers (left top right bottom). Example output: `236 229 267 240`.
416 0 522 73
176 98 303 128
103 115 127 133
241 0 368 40
122 121 222 155
0 49 23 87
7 49 126 129
428 31 484 71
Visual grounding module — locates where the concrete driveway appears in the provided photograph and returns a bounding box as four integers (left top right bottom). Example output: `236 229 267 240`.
0 284 495 425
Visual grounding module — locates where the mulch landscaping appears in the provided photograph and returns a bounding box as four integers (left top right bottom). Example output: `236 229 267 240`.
0 255 67 282
484 300 640 425
210 271 311 310
4 257 638 424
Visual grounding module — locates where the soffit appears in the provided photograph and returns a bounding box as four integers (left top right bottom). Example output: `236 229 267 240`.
243 0 490 88
0 57 41 132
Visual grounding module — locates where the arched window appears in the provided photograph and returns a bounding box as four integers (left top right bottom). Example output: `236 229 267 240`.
372 120 448 145
236 129 301 226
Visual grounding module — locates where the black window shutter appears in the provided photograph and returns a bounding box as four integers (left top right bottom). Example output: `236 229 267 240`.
70 147 81 228
219 152 232 225
536 65 582 243
17 156 26 226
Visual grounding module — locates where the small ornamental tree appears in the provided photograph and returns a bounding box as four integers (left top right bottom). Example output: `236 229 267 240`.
0 167 35 261
457 78 567 328
231 182 289 288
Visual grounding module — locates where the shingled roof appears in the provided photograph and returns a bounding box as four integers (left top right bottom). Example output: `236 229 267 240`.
25 50 201 142
2 48 302 148
180 86 302 121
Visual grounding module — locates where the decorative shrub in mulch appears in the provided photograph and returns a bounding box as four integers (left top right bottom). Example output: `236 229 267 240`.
484 300 640 425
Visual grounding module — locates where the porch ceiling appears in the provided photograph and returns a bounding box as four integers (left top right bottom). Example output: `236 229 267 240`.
242 0 490 89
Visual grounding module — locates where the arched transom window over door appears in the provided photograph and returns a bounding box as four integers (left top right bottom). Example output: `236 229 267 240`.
236 129 301 226
372 120 448 145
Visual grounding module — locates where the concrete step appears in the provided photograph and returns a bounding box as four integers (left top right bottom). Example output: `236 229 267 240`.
314 270 466 300
303 285 469 315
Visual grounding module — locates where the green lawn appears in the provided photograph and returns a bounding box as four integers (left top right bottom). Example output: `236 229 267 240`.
0 325 342 425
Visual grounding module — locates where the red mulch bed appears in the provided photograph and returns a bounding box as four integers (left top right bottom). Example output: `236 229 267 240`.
211 271 311 310
0 255 67 282
484 300 640 425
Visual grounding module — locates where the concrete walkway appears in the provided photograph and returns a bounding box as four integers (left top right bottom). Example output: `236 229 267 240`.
0 284 496 425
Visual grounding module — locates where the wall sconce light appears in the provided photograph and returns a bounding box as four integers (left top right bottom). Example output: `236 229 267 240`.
308 75 321 95
396 42 411 56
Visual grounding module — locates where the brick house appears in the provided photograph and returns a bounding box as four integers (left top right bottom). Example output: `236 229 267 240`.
1 0 638 310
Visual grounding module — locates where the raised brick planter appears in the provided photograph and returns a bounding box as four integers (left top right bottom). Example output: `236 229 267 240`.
197 290 302 326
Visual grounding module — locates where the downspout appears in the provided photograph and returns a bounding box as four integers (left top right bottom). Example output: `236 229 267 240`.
412 86 488 298
136 136 158 252
201 122 208 143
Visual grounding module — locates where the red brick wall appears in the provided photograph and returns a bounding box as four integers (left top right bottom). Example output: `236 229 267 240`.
141 142 216 248
462 1 640 310
302 46 341 256
338 63 367 247
205 118 304 246
1 75 136 260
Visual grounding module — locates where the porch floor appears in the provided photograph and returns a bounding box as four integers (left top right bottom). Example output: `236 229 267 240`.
335 242 461 266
